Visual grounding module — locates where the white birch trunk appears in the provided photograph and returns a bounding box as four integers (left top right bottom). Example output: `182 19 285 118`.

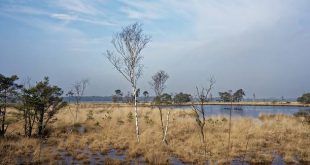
163 110 171 143
133 86 140 143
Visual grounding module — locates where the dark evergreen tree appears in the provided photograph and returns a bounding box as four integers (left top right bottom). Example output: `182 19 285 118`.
0 74 22 136
297 93 310 104
174 92 191 103
233 89 245 102
23 77 66 136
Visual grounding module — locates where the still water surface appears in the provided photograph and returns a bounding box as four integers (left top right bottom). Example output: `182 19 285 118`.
173 105 309 118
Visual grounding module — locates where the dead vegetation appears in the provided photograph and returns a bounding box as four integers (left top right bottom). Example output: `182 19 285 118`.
0 104 310 164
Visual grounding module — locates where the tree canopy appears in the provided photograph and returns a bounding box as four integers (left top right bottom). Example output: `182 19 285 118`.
22 77 66 136
0 74 22 136
297 93 310 104
233 89 245 102
219 89 245 102
174 92 191 103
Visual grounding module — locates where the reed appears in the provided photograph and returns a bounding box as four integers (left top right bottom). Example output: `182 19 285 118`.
0 104 309 164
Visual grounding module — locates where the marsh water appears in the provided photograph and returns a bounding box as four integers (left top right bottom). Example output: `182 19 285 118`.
173 105 309 118
16 105 308 165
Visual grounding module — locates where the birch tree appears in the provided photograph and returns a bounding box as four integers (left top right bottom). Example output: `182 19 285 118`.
149 70 170 143
67 79 89 124
191 77 215 157
106 22 151 142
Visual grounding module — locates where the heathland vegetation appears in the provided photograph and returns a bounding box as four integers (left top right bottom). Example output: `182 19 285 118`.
1 22 310 164
0 104 310 164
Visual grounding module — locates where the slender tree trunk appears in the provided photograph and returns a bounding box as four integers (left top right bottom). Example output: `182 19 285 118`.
75 102 79 125
163 110 170 143
73 98 80 125
227 100 232 160
27 114 33 137
0 113 5 136
1 111 5 136
201 124 207 158
200 101 205 144
0 94 7 136
24 109 28 137
38 110 44 136
24 109 29 137
200 126 205 144
28 125 32 137
158 107 165 137
133 87 140 143
29 115 36 137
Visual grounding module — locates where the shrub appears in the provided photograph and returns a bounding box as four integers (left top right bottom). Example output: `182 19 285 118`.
127 112 134 123
174 92 191 103
144 115 154 125
297 93 310 104
117 118 124 125
294 110 310 124
87 110 94 120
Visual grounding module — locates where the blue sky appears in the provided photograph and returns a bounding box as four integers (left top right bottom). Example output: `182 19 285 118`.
0 0 309 98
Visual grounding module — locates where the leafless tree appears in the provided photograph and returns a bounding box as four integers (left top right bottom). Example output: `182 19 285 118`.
150 70 169 97
150 70 170 143
67 79 89 125
253 93 256 102
227 89 233 160
191 77 215 157
106 22 151 143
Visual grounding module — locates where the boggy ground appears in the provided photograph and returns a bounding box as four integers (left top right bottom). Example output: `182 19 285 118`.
0 104 310 164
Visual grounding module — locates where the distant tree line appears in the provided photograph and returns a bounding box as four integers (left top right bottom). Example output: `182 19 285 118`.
111 89 192 104
218 89 245 102
3 21 307 150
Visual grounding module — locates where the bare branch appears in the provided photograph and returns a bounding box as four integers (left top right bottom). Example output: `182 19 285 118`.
105 22 151 143
106 50 131 83
150 70 169 97
106 22 150 87
191 77 216 157
150 70 170 144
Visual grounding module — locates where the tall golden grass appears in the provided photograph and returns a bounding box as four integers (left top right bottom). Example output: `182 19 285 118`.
0 104 309 164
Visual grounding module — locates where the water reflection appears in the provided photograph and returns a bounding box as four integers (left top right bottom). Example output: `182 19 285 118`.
176 105 309 118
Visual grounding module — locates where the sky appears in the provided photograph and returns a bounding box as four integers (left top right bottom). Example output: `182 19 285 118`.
0 0 309 99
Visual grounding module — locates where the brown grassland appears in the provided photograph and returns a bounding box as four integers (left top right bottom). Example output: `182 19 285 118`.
0 103 310 164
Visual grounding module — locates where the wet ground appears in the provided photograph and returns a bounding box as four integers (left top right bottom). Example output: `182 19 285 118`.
16 146 291 165
14 123 300 164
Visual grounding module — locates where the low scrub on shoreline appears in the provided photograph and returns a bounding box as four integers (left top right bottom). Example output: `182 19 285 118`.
1 104 310 164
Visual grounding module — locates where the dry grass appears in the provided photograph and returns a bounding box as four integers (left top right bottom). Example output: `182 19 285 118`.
0 104 309 164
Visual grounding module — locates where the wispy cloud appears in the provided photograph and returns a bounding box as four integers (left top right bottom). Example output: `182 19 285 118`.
50 13 116 26
114 0 307 39
0 5 49 16
119 0 166 20
50 13 77 21
1 0 309 97
51 0 101 16
0 1 117 27
120 7 160 20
